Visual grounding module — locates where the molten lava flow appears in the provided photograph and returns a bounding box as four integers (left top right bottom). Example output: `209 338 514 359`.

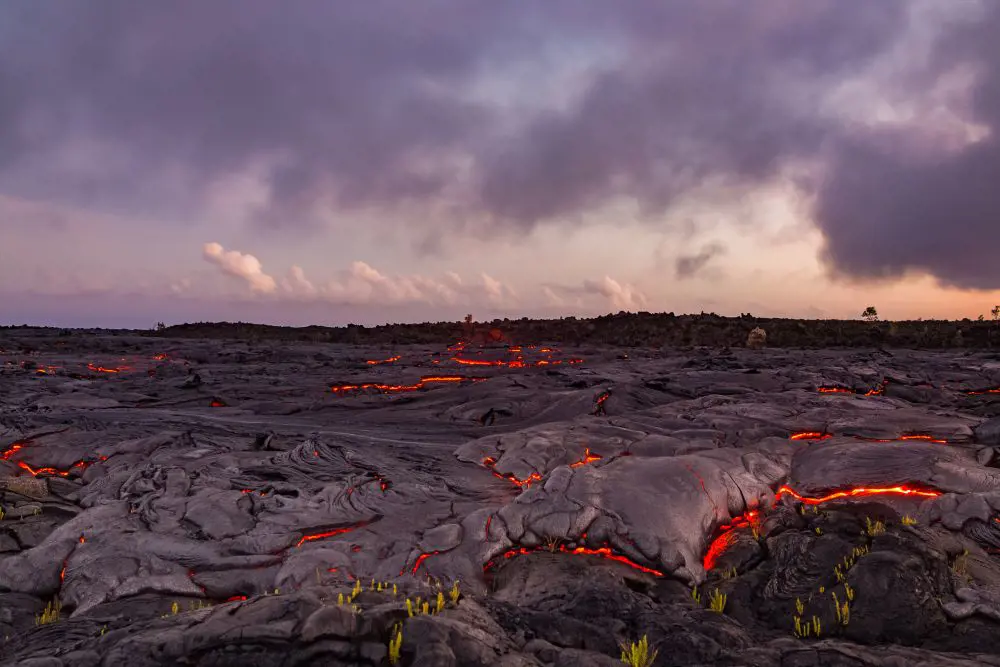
483 544 664 577
569 448 602 468
366 355 401 365
864 380 889 397
703 510 762 570
818 386 854 394
775 484 940 505
967 388 1000 396
152 353 168 361
87 363 131 374
209 400 227 408
862 434 949 444
790 432 831 441
330 375 485 395
410 551 440 576
703 531 738 571
16 460 90 477
0 442 25 461
226 595 248 602
482 457 543 488
295 521 370 547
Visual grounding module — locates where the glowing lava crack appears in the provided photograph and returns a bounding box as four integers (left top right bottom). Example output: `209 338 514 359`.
775 484 941 505
483 544 664 577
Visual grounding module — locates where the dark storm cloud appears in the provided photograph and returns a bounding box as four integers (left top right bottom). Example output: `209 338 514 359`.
676 243 726 280
814 4 1000 289
3 1 999 288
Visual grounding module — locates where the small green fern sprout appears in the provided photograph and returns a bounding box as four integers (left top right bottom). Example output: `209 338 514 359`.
901 515 918 526
436 591 445 613
406 598 414 617
620 635 657 667
708 588 726 613
691 587 701 604
35 597 61 626
393 583 399 597
449 580 460 605
844 583 855 602
865 516 885 537
421 601 429 615
170 601 179 615
795 597 804 615
814 527 822 535
811 615 821 636
388 624 403 664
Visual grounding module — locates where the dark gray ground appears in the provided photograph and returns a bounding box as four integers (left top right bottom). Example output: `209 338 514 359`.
4 332 1000 666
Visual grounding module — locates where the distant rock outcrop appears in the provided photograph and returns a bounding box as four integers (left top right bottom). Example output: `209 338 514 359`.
746 326 767 349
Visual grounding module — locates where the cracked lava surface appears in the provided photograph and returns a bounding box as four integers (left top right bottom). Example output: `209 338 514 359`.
5 335 1000 665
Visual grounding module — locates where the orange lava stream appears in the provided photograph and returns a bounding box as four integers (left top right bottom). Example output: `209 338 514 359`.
482 456 543 488
484 544 664 577
87 363 131 374
569 448 602 468
703 510 760 570
330 375 485 395
366 355 401 365
817 386 854 394
209 400 227 408
0 442 25 461
967 388 1000 396
295 522 369 548
775 484 940 505
152 353 169 361
864 434 949 444
410 550 440 575
790 432 831 441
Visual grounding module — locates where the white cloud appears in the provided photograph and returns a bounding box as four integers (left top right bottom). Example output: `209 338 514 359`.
202 242 277 294
582 276 647 311
202 242 516 308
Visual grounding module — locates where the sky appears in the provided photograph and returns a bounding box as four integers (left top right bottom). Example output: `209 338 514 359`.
2 0 1000 328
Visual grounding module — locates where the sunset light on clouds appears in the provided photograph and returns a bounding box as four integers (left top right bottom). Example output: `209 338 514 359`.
2 0 1000 327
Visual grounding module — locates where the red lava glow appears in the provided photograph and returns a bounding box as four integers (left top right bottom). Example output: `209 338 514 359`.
209 400 227 408
152 353 168 361
366 355 401 365
1 442 25 461
818 386 854 394
484 544 664 577
775 484 940 505
569 448 602 468
864 380 889 397
864 434 949 444
330 375 485 395
790 432 832 441
410 550 440 575
16 460 88 477
226 595 248 602
87 363 131 374
967 388 1000 396
482 457 543 488
703 510 761 570
295 521 369 548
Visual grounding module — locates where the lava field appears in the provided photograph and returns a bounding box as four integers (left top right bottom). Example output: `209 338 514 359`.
5 331 1000 666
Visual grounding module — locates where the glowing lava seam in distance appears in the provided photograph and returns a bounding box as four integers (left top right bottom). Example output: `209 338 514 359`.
483 544 665 578
483 449 602 488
